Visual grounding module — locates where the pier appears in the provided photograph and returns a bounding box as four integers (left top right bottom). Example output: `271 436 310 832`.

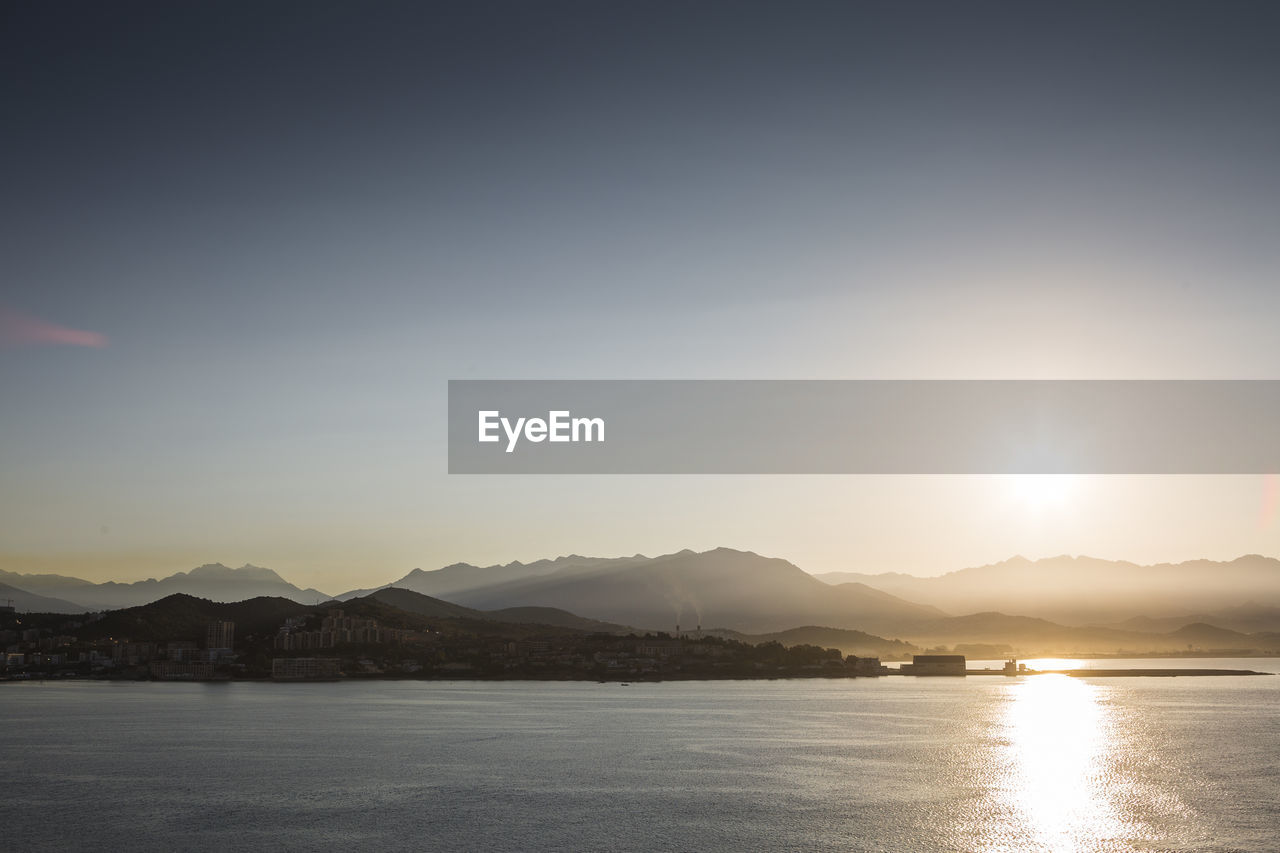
968 667 1271 677
891 655 1273 678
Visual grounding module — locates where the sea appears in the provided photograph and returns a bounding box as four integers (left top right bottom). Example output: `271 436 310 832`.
4 658 1279 852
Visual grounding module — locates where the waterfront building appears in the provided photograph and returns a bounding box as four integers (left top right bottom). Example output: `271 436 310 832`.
272 657 341 680
904 654 967 676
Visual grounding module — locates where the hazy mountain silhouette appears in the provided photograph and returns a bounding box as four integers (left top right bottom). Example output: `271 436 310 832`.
365 581 1279 656
0 564 331 611
0 581 90 614
0 569 97 594
364 587 634 633
15 549 1280 649
1101 606 1280 635
889 611 1278 656
815 555 1280 626
51 587 1280 660
364 587 484 620
336 554 650 601
443 547 945 634
482 607 634 633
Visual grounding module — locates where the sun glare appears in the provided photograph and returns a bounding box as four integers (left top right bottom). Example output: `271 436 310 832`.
1006 475 1077 513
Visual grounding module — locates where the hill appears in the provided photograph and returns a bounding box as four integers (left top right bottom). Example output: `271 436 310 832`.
364 586 486 620
76 594 313 643
708 625 917 658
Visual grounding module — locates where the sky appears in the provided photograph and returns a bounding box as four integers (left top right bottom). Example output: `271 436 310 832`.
3 1 1279 593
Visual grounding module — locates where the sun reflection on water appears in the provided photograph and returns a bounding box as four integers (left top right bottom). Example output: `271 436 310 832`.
958 675 1152 853
1003 675 1127 851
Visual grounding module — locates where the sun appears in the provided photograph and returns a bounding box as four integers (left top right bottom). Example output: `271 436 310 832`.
1006 475 1077 512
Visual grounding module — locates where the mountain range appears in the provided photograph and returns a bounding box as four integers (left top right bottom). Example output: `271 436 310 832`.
429 548 945 635
335 554 646 601
70 588 636 647
814 554 1280 629
5 549 1280 655
0 564 330 612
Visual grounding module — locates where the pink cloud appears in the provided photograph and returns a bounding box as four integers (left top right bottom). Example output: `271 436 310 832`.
0 307 108 349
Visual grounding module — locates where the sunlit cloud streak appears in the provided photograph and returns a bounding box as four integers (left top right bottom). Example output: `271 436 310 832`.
0 307 108 349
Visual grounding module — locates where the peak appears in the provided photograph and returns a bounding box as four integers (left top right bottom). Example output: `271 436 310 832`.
186 563 284 581
156 592 208 604
190 563 232 573
709 547 757 557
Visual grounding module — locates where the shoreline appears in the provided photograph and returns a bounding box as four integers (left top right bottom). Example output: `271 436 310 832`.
5 668 1274 685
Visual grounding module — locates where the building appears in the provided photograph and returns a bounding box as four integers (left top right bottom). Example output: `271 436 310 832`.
272 657 341 681
166 640 199 661
635 639 683 658
1003 658 1028 675
111 642 157 665
273 609 407 650
849 656 885 676
149 660 217 680
904 654 966 676
206 620 235 654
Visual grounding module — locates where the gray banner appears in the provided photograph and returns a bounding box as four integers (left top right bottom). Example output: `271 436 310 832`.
448 380 1280 474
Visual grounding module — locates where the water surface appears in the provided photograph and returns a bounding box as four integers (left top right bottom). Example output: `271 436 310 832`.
4 665 1278 851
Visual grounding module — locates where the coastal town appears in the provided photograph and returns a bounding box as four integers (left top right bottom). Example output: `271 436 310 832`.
8 597 1266 683
1 597 894 682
